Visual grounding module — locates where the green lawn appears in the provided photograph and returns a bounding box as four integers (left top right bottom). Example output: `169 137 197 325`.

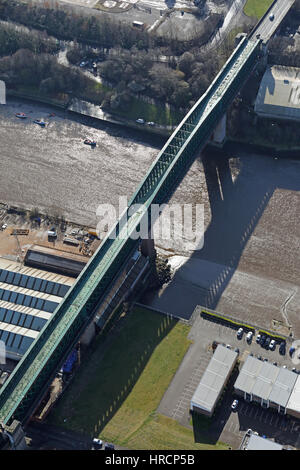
48 306 228 450
110 96 182 127
243 0 274 19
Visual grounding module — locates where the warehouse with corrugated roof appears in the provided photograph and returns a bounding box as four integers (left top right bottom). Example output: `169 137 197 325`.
0 258 74 361
286 374 300 419
190 344 238 417
234 355 299 417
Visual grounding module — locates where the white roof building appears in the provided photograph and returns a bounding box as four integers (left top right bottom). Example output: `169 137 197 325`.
255 65 300 122
190 345 238 416
286 374 300 419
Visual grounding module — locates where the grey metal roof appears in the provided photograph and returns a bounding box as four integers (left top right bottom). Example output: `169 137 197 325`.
269 368 298 408
246 434 283 450
286 374 300 415
251 362 279 401
255 65 300 122
190 345 237 413
235 356 298 408
233 355 263 395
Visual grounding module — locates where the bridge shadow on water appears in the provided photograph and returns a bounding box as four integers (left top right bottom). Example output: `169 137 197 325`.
143 143 300 318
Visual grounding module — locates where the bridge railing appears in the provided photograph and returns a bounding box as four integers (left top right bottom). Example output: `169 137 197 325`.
0 38 262 425
248 0 278 39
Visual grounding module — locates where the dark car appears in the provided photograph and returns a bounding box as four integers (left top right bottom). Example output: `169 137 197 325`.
260 334 266 346
289 347 295 357
279 342 286 355
104 443 115 450
264 337 271 349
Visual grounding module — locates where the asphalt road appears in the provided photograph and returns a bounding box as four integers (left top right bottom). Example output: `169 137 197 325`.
251 0 295 41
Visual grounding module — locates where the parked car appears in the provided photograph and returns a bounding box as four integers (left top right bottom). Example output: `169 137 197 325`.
237 328 243 339
264 337 271 349
92 438 103 450
226 344 231 349
1 223 7 230
136 118 145 124
269 339 276 350
234 347 240 354
104 443 115 450
256 334 261 344
289 347 295 357
260 334 266 346
246 331 253 343
279 342 286 355
147 121 155 126
231 399 239 411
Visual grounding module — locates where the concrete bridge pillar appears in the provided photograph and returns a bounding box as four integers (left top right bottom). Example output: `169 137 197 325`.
141 237 156 260
212 114 227 145
0 81 6 105
0 420 27 450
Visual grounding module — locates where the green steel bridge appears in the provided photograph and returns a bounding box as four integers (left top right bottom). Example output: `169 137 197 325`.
0 35 263 425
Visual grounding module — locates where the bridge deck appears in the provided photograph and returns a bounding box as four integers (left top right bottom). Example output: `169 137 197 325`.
0 37 261 424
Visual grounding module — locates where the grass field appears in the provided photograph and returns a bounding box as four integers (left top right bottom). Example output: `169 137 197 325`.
48 306 228 450
111 96 181 127
243 0 274 19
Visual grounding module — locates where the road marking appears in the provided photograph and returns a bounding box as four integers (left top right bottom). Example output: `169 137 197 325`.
253 408 259 419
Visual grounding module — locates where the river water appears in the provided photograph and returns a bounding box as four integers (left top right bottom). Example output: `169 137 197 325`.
1 98 299 336
0 98 163 226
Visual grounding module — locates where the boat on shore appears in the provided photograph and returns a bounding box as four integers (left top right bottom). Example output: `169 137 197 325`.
84 139 96 147
15 112 27 119
34 119 46 127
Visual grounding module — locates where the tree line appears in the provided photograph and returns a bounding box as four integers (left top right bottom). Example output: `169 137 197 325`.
0 0 224 56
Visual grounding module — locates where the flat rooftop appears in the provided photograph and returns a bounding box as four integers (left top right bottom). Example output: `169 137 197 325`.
191 344 237 413
245 433 283 450
255 65 300 121
234 355 298 409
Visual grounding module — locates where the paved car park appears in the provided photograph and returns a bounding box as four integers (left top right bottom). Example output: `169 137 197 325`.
158 312 300 449
219 394 300 450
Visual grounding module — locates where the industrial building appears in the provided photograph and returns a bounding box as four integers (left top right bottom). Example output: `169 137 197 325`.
0 258 74 361
286 375 300 419
255 65 300 122
234 355 300 418
240 429 283 450
190 345 238 417
25 246 87 277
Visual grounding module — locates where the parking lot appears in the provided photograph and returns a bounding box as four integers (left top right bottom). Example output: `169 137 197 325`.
157 312 300 449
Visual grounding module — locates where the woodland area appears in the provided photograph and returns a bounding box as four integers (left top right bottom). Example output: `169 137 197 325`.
0 0 299 131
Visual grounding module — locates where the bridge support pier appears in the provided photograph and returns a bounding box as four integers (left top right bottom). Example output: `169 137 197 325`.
0 420 27 450
141 238 156 260
212 114 227 146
